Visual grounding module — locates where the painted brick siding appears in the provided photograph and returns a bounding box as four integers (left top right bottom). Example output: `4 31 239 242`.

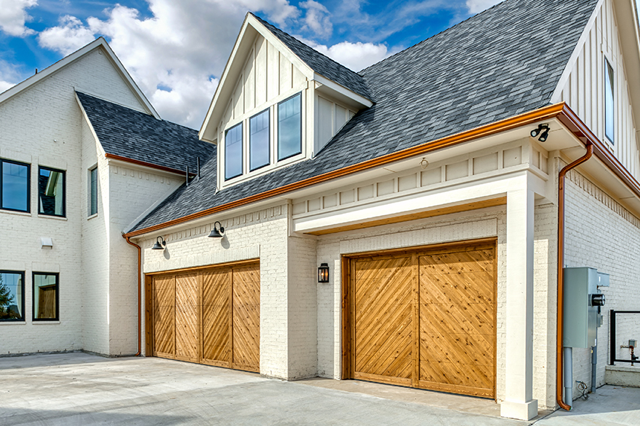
0 47 146 355
138 204 294 379
564 168 640 399
107 163 183 355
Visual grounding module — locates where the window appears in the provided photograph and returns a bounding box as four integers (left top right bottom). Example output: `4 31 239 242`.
225 123 243 180
0 271 24 322
33 273 58 321
605 58 615 144
38 167 65 217
1 159 30 212
89 167 98 216
250 109 270 171
278 93 302 160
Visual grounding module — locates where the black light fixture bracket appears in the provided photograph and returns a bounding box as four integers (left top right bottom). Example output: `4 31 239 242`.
531 123 551 142
152 236 166 250
208 221 225 238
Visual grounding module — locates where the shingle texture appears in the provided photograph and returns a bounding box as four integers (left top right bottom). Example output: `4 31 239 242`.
251 13 374 101
77 92 215 172
129 0 598 233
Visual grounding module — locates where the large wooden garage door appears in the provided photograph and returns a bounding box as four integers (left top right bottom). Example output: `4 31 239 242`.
149 262 260 373
345 241 496 398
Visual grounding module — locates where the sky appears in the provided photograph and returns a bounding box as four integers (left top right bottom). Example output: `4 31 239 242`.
0 0 549 129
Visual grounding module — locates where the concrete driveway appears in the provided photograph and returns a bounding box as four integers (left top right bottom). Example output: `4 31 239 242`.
0 353 637 425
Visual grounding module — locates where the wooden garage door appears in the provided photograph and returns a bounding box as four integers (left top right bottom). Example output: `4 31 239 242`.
345 241 496 398
149 262 260 373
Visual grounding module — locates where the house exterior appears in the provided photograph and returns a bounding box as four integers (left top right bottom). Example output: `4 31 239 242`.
1 0 640 421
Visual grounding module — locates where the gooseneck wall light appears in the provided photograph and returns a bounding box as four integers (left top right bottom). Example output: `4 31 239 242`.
208 221 225 238
152 236 166 250
318 263 330 283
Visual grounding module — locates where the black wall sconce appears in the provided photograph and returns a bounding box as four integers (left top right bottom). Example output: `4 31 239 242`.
208 221 225 238
318 263 330 283
152 236 166 250
530 123 550 142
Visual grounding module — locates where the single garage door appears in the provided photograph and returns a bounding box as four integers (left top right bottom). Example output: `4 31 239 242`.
344 240 496 398
148 261 260 372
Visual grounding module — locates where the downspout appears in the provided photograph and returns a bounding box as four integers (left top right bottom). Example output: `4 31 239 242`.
557 142 593 410
124 235 142 357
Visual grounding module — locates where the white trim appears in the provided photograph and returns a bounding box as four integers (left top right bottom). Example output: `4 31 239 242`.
0 38 160 120
314 74 373 108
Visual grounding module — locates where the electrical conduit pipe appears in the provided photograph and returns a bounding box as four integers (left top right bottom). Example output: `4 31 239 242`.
556 142 593 410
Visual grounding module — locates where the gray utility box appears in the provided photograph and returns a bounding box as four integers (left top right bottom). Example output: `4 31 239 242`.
563 267 605 348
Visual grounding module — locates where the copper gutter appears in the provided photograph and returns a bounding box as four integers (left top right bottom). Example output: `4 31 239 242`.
556 143 593 411
105 153 197 177
124 235 142 357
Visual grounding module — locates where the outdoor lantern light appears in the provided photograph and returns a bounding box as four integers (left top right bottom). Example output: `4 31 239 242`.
208 221 225 238
318 263 330 283
531 123 550 142
152 236 166 250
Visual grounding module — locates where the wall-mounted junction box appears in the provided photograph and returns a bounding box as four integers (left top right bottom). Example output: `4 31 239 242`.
563 267 606 348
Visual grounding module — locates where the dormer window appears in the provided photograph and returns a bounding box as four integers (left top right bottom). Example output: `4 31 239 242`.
604 58 615 144
278 93 302 160
225 123 243 180
250 109 270 171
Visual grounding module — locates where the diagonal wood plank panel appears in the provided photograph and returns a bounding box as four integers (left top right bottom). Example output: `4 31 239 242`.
175 272 199 362
232 264 260 372
354 256 413 384
153 275 175 357
202 268 231 364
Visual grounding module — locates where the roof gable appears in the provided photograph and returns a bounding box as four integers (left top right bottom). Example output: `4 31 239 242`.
0 38 160 119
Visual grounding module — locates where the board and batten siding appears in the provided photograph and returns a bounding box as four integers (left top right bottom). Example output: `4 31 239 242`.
316 95 356 155
556 0 640 178
217 34 312 188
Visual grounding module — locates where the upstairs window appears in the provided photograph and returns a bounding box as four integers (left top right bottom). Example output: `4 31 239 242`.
33 273 59 321
38 166 65 217
1 159 30 213
0 271 24 322
605 58 615 144
225 123 243 180
89 167 98 216
278 93 302 160
250 109 270 171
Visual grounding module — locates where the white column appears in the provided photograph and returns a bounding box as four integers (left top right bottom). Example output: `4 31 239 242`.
501 173 538 420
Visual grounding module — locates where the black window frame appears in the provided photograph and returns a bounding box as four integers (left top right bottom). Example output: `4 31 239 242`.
38 166 66 218
0 158 31 213
249 108 271 172
277 92 303 162
0 270 25 322
89 166 98 216
32 272 59 322
224 122 244 181
604 57 615 144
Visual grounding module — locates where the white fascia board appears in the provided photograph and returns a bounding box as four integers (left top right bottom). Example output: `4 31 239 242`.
612 0 640 129
293 171 543 234
314 73 373 108
550 0 605 104
75 92 104 151
199 13 315 142
0 38 160 120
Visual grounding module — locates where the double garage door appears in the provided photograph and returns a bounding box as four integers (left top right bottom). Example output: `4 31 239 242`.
344 241 496 398
148 262 260 372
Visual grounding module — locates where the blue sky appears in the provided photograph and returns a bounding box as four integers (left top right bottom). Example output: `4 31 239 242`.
0 0 532 127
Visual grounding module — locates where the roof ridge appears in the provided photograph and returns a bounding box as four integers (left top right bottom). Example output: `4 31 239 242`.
358 0 508 75
250 12 366 76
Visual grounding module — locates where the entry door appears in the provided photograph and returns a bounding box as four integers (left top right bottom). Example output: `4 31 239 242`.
346 242 496 398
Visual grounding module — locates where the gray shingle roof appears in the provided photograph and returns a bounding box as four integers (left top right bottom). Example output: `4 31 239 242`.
128 0 598 233
77 92 215 173
251 13 374 101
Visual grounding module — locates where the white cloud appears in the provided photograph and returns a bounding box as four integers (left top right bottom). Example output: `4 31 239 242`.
37 0 299 129
307 40 391 72
0 59 21 94
38 16 95 55
466 0 503 14
0 0 37 37
300 0 332 39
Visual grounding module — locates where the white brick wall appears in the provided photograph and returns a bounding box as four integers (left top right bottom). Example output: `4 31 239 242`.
0 47 147 355
564 168 640 399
